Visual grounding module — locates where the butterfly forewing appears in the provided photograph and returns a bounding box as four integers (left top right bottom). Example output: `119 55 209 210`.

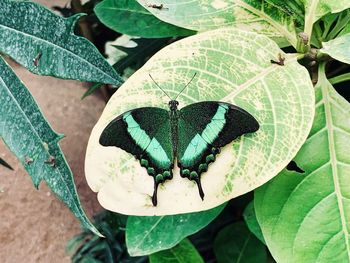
99 107 174 206
177 102 259 199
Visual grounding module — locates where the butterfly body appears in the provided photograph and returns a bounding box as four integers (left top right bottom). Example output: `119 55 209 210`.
99 100 259 206
169 100 180 159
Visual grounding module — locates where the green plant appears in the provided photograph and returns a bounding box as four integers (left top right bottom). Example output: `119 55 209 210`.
1 0 350 262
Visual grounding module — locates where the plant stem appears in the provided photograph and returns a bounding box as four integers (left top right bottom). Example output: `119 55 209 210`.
327 63 350 78
329 73 350 85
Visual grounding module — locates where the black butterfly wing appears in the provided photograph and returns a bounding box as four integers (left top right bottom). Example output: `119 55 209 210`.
177 101 259 199
99 107 174 206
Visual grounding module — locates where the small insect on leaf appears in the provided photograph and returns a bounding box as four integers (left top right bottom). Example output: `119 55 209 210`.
147 3 168 10
33 52 42 67
25 156 34 165
44 155 56 167
270 53 285 66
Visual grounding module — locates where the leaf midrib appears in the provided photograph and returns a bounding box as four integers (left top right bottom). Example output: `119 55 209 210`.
236 233 251 263
321 71 350 259
235 0 296 47
133 216 164 251
304 0 319 38
97 6 151 15
0 24 116 83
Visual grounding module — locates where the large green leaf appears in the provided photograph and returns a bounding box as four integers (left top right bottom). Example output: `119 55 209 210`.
126 205 225 256
85 27 314 215
136 0 302 47
0 0 122 85
0 56 101 236
255 63 350 262
214 221 267 263
94 0 195 38
149 239 204 263
321 33 350 64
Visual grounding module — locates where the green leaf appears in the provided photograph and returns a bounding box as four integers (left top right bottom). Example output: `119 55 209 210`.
82 83 106 100
126 204 225 256
214 222 267 263
304 0 350 23
255 62 350 262
149 239 204 263
0 56 101 236
113 38 171 74
0 157 13 170
0 0 122 85
243 201 265 245
94 0 195 38
82 38 170 99
86 28 315 215
136 0 302 47
321 33 350 64
304 0 350 38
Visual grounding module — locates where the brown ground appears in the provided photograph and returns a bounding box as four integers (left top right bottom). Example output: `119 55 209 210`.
0 1 106 262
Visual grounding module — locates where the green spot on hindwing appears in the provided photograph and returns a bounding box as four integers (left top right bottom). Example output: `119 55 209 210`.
206 154 215 163
155 174 163 183
163 171 171 179
190 171 198 179
199 163 208 173
147 167 155 175
140 159 148 167
181 169 190 177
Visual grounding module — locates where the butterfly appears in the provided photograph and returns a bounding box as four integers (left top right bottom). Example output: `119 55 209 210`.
99 74 259 206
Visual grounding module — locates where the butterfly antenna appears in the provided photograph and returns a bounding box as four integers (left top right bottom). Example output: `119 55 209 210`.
149 74 172 100
175 72 197 100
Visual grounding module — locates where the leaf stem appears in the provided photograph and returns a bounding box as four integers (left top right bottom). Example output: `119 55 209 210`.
329 73 350 85
304 0 318 46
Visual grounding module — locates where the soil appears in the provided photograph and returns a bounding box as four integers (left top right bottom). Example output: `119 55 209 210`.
0 1 106 262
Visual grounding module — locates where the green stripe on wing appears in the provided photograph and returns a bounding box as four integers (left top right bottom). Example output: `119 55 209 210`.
99 107 174 206
178 101 259 200
124 113 171 169
181 104 228 167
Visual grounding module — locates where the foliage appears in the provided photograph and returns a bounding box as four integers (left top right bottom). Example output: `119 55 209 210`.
214 221 266 263
2 0 350 262
85 0 350 261
69 196 255 262
149 239 204 263
126 204 225 256
86 27 314 215
67 212 148 263
94 0 195 38
0 0 124 235
255 62 350 262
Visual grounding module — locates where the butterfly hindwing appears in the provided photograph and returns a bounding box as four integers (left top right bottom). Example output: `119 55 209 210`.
99 107 174 206
177 101 259 199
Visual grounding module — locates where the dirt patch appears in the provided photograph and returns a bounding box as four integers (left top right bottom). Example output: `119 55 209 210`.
0 2 107 259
